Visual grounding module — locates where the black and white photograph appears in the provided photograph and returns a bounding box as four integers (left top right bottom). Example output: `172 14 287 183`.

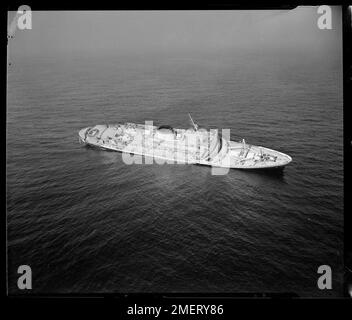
6 5 348 302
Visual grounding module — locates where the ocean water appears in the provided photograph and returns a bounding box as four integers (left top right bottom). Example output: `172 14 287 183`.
7 49 343 296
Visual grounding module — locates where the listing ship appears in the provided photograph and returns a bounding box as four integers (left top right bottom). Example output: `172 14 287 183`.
78 114 292 170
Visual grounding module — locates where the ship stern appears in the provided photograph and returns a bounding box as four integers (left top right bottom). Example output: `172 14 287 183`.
78 127 90 143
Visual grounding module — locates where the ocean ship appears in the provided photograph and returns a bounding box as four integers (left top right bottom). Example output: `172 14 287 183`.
78 114 292 170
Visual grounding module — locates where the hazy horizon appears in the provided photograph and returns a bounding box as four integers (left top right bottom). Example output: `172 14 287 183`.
8 7 342 60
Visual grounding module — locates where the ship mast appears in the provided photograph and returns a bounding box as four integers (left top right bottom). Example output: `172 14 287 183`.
188 113 198 131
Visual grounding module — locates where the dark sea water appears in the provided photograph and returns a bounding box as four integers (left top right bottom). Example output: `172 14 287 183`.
7 49 343 296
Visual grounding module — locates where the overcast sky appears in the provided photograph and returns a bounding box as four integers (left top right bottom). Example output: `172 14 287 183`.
8 7 342 58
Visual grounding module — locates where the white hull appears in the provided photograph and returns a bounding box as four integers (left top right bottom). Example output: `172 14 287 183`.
78 123 292 170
